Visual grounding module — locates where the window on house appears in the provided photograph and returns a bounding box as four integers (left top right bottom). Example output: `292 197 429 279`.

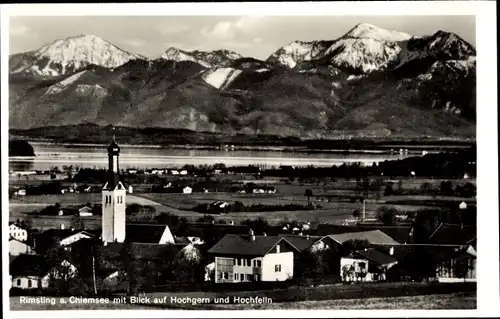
240 273 244 281
257 260 262 267
218 272 222 280
275 264 281 272
28 280 32 288
223 272 228 279
247 274 254 281
17 279 21 286
359 262 366 270
234 273 238 280
237 259 241 266
246 258 251 266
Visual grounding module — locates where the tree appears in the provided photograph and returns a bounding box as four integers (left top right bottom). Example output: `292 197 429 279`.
453 254 475 281
304 189 313 206
377 206 398 226
440 180 454 197
352 209 361 219
420 182 435 195
241 217 269 234
46 246 78 295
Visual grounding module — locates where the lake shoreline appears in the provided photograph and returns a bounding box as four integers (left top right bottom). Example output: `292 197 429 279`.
16 140 472 155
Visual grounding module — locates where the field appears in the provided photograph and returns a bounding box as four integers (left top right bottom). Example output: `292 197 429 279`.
9 292 476 311
209 292 476 310
9 175 476 228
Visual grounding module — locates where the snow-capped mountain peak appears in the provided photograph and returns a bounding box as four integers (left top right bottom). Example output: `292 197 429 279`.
343 23 412 42
160 47 243 68
10 34 143 76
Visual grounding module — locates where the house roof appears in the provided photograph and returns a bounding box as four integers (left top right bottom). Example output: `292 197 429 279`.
9 222 29 230
353 248 398 266
10 254 52 277
427 223 477 245
125 224 170 244
280 235 317 252
313 224 412 244
208 234 299 256
325 230 400 245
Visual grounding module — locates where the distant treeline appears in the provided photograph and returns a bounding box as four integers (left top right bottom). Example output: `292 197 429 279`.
10 123 475 149
263 147 476 179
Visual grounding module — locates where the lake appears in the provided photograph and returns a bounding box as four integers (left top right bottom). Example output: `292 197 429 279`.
9 143 426 171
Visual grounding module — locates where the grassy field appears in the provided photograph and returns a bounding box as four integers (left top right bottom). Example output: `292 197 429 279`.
208 292 476 310
9 292 475 310
9 191 459 227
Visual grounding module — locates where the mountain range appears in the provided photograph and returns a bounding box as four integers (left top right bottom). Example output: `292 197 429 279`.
9 23 477 139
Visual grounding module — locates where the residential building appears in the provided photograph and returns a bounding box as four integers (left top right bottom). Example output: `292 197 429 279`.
59 230 96 247
311 230 400 253
10 254 78 290
9 222 29 242
78 205 93 217
341 248 398 282
183 186 193 194
436 245 477 283
9 238 33 256
208 231 302 283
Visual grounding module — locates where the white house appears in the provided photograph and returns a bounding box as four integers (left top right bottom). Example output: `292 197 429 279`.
180 170 188 175
459 201 468 210
9 222 29 242
341 248 398 282
208 231 301 283
183 186 193 194
9 238 33 256
128 185 133 194
10 255 78 290
171 170 180 175
78 206 93 217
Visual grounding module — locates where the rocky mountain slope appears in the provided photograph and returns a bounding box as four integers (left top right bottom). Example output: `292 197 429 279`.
9 24 476 139
9 34 145 76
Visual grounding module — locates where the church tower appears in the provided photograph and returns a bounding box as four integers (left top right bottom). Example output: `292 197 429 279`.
102 128 126 243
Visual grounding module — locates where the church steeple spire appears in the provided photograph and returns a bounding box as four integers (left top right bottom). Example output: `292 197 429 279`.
102 126 126 244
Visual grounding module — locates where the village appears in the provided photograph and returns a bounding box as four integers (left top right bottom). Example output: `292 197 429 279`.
8 137 477 309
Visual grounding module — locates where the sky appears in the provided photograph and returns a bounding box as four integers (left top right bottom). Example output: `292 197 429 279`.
9 15 476 60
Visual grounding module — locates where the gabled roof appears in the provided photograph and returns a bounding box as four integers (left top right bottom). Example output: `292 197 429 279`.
10 254 52 277
9 222 29 230
428 223 476 245
208 234 300 256
125 224 170 244
352 248 398 266
313 224 412 244
280 235 318 252
323 230 400 246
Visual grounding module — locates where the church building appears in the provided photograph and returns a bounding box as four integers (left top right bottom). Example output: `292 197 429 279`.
102 131 127 243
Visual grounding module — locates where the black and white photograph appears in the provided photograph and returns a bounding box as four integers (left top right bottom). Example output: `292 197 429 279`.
1 2 498 318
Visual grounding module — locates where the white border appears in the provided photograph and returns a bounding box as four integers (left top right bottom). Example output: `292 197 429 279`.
1 1 499 318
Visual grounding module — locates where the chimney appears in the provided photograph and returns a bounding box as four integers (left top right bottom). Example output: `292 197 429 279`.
389 246 394 256
249 229 255 241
